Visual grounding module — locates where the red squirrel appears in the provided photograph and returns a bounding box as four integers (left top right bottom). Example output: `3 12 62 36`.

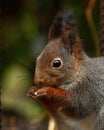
27 10 104 130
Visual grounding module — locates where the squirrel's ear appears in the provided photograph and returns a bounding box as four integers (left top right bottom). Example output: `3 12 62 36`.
48 13 63 41
48 21 55 40
62 26 83 60
48 10 83 60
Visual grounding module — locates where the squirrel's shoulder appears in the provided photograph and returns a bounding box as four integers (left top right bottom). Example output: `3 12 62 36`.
85 56 104 77
90 56 104 66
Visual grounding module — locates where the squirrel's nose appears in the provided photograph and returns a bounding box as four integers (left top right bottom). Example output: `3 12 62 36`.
34 69 44 85
34 77 44 85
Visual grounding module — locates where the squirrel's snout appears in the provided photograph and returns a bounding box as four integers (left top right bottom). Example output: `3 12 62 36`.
34 77 44 85
35 69 44 85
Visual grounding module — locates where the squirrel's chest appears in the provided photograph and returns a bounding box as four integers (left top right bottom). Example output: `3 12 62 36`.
42 100 96 130
56 112 96 130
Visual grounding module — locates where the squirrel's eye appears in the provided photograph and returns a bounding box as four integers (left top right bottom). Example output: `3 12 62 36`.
53 60 61 68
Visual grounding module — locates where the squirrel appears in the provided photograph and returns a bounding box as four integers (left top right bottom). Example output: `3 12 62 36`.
27 10 104 130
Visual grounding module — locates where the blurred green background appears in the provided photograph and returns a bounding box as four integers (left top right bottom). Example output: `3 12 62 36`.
1 0 99 130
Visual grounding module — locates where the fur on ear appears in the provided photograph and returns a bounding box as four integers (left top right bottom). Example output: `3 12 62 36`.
48 9 83 60
61 23 83 60
48 10 76 41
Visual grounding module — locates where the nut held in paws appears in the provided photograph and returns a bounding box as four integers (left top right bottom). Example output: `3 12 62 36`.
34 91 38 95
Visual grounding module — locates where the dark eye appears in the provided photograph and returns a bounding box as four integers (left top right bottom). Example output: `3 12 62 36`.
53 60 61 68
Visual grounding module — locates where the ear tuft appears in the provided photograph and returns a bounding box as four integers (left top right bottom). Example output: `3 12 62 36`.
48 10 76 41
48 9 83 60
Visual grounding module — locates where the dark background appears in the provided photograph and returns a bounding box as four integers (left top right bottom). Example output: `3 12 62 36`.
1 0 99 130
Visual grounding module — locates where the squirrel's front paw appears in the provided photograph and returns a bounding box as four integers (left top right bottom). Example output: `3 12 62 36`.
35 87 52 98
27 86 39 99
27 86 52 99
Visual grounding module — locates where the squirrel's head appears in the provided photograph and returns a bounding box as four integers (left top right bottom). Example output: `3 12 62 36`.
34 10 84 88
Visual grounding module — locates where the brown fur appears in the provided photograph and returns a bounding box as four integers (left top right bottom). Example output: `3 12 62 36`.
27 10 104 130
